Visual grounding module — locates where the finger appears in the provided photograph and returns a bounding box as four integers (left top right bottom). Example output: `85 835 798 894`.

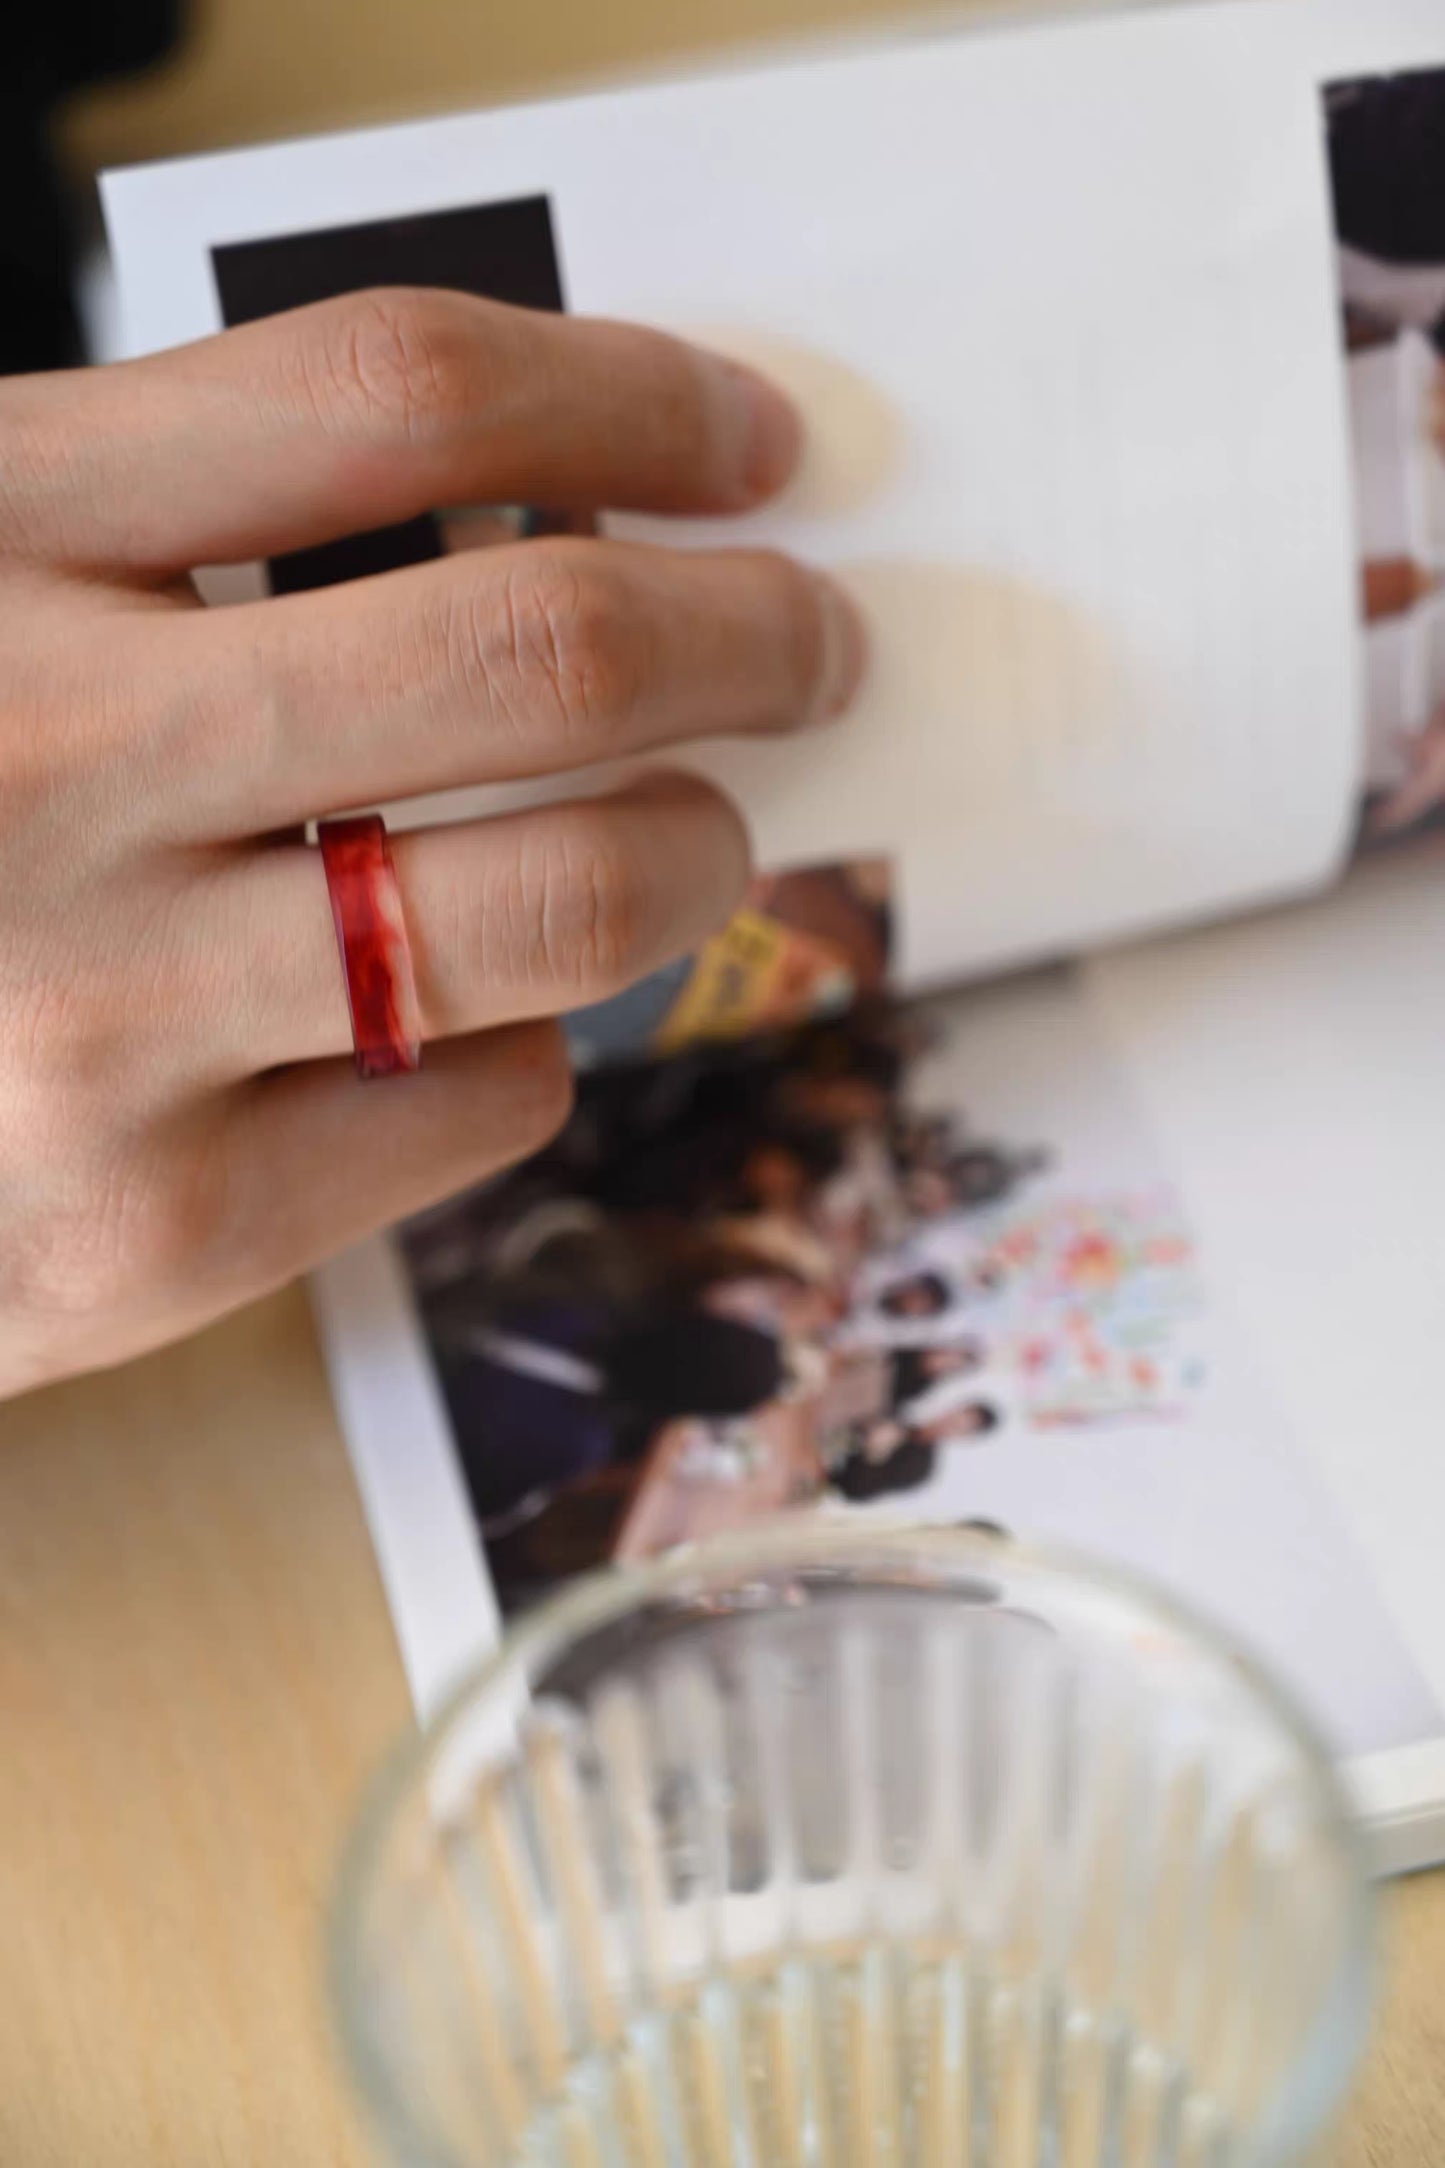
0 289 801 573
208 772 751 1076
183 538 863 835
229 1021 575 1285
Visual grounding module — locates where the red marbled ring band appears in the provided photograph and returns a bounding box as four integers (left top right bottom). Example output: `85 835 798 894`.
317 814 423 1080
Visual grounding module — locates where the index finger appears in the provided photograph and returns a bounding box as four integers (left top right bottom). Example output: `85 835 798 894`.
0 288 802 574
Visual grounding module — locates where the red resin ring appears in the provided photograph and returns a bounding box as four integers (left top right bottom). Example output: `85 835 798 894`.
317 815 423 1080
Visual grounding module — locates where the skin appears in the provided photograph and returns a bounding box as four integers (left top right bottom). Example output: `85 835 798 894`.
904 1166 956 1216
0 286 865 1396
921 1405 996 1442
859 1418 908 1464
914 1346 982 1383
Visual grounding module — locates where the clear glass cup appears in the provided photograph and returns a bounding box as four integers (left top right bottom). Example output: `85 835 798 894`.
330 1525 1374 2168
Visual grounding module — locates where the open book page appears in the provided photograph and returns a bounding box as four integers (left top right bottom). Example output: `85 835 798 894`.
318 959 1440 1773
102 0 1360 1019
1319 43 1445 850
1085 831 1445 1738
226 0 1445 1837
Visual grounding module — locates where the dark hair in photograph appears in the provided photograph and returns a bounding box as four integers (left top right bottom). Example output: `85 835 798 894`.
605 1312 784 1422
877 1270 953 1319
832 1435 937 1502
889 1341 984 1406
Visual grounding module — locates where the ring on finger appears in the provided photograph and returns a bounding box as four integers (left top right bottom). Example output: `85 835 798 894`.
317 813 423 1080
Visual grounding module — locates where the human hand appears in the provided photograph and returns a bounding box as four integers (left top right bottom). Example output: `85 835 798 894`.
0 288 863 1395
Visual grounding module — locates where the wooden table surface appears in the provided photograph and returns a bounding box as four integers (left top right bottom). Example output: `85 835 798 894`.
0 1284 1439 2165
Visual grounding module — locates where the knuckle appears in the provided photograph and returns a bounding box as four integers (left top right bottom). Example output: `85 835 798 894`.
95 1159 225 1298
4 1127 222 1326
2 889 205 1173
537 808 655 994
490 552 646 751
6 971 122 1116
304 288 476 447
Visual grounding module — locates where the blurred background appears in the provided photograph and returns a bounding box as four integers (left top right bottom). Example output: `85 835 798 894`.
66 0 934 166
11 0 1048 375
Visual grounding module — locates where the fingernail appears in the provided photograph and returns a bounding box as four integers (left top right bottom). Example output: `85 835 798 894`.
716 360 803 501
812 571 868 720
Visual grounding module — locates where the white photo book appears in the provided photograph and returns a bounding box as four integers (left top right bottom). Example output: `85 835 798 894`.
103 0 1445 1872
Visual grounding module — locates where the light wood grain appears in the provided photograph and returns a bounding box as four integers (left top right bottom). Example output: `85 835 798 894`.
0 1287 409 2168
1338 1876 1445 2168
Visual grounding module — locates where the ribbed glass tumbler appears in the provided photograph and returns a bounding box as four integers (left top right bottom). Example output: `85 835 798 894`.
331 1526 1373 2168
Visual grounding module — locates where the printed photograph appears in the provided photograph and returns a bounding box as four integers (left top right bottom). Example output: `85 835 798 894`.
398 981 1209 1620
1326 67 1445 845
564 858 894 1068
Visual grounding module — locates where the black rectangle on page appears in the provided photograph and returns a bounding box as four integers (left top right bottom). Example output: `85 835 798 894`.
211 196 567 593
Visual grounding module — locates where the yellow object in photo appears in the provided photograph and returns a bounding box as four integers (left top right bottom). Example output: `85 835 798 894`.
654 906 855 1049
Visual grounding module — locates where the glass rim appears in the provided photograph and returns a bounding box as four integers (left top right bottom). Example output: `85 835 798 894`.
329 1520 1378 2168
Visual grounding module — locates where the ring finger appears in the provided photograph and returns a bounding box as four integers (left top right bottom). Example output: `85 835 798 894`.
210 770 751 1076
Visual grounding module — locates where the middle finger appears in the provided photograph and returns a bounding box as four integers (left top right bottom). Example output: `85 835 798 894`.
180 536 864 837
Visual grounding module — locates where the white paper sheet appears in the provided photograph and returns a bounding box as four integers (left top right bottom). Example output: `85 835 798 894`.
1088 836 1445 1729
102 0 1360 989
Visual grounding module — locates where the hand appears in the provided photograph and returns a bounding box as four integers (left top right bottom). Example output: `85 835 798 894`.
0 287 864 1395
